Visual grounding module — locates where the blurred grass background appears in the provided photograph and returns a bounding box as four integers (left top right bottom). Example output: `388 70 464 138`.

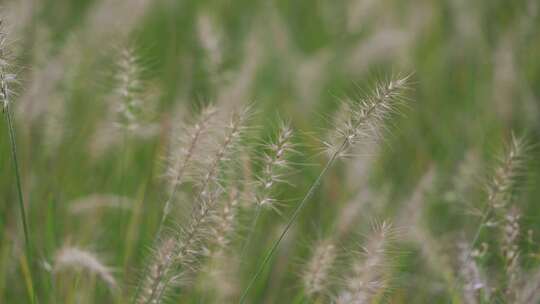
1 0 540 303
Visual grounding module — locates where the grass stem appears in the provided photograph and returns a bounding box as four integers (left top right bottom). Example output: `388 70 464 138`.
4 106 36 304
238 140 347 304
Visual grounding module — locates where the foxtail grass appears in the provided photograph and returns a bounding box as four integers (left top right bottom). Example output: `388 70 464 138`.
240 121 295 258
336 221 395 304
450 134 528 302
238 74 411 303
470 135 526 252
1 21 36 304
302 239 337 299
134 105 251 304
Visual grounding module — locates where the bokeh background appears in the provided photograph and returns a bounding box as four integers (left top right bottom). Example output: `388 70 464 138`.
1 0 540 303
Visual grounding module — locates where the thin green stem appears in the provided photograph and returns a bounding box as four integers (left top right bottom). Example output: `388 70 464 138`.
4 106 36 304
240 206 263 260
238 140 347 304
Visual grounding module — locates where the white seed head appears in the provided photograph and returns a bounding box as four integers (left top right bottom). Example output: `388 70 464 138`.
54 246 117 292
114 46 147 132
336 221 394 304
487 134 528 210
458 242 490 304
68 194 132 214
325 75 410 159
0 22 16 110
255 122 295 211
303 240 337 297
167 105 217 191
137 237 179 304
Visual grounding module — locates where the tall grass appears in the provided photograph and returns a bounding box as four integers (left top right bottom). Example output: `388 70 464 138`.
239 75 410 303
1 22 36 304
1 1 540 303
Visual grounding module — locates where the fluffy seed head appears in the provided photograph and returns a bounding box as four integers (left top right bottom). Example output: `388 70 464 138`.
196 105 251 198
137 105 251 304
137 237 178 304
336 221 394 304
303 240 337 297
68 194 132 214
326 75 410 158
167 105 217 191
0 21 16 110
213 188 240 250
503 207 521 301
458 242 490 304
254 122 295 211
114 46 146 132
197 13 222 74
54 246 117 292
487 134 528 210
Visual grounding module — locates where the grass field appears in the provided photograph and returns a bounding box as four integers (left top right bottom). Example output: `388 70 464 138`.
1 0 540 303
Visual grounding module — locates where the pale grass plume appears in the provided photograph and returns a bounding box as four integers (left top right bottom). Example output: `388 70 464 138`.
114 46 147 132
136 192 223 304
239 75 413 303
53 246 117 292
199 190 243 302
0 22 16 111
14 0 153 120
469 134 529 244
137 237 178 304
197 13 223 85
324 75 411 159
160 105 218 228
467 134 528 234
201 253 241 303
254 121 295 211
457 242 490 304
502 206 521 301
136 106 251 304
175 105 250 268
194 105 252 198
212 188 240 250
171 106 251 267
460 134 529 303
485 134 528 213
68 194 132 215
90 45 159 158
302 239 337 298
166 105 217 193
239 121 295 259
336 221 395 304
